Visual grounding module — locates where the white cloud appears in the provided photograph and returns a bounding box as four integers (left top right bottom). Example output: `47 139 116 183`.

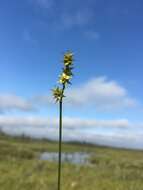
0 94 34 112
66 77 137 110
0 116 143 149
0 116 129 128
0 77 136 113
37 77 138 111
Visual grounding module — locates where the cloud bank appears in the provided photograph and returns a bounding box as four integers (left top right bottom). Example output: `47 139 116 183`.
0 76 141 149
0 94 33 113
66 77 137 110
0 116 129 128
0 77 138 113
0 116 143 150
37 77 138 111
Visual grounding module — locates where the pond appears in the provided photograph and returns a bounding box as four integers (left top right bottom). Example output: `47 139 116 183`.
39 152 91 165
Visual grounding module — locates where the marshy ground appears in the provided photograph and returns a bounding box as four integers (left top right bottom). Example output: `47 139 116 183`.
0 133 143 190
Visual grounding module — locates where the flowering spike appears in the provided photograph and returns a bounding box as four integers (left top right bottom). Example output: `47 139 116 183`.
52 51 74 101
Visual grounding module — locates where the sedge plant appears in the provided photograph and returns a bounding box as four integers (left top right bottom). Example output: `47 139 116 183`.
52 51 74 190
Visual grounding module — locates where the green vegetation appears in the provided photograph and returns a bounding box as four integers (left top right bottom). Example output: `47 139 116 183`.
0 133 143 190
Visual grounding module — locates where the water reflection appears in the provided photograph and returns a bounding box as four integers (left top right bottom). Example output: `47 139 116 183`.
39 152 90 165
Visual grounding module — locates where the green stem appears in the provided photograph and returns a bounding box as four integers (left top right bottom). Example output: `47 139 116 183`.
58 84 65 190
58 99 62 190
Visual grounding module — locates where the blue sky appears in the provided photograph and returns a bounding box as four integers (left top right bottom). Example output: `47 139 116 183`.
0 0 143 149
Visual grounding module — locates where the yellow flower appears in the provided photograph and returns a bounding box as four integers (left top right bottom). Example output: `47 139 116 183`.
64 52 73 66
52 87 63 102
59 72 72 84
62 73 71 80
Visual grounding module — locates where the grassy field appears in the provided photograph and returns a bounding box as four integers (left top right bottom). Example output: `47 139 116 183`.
0 133 143 190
